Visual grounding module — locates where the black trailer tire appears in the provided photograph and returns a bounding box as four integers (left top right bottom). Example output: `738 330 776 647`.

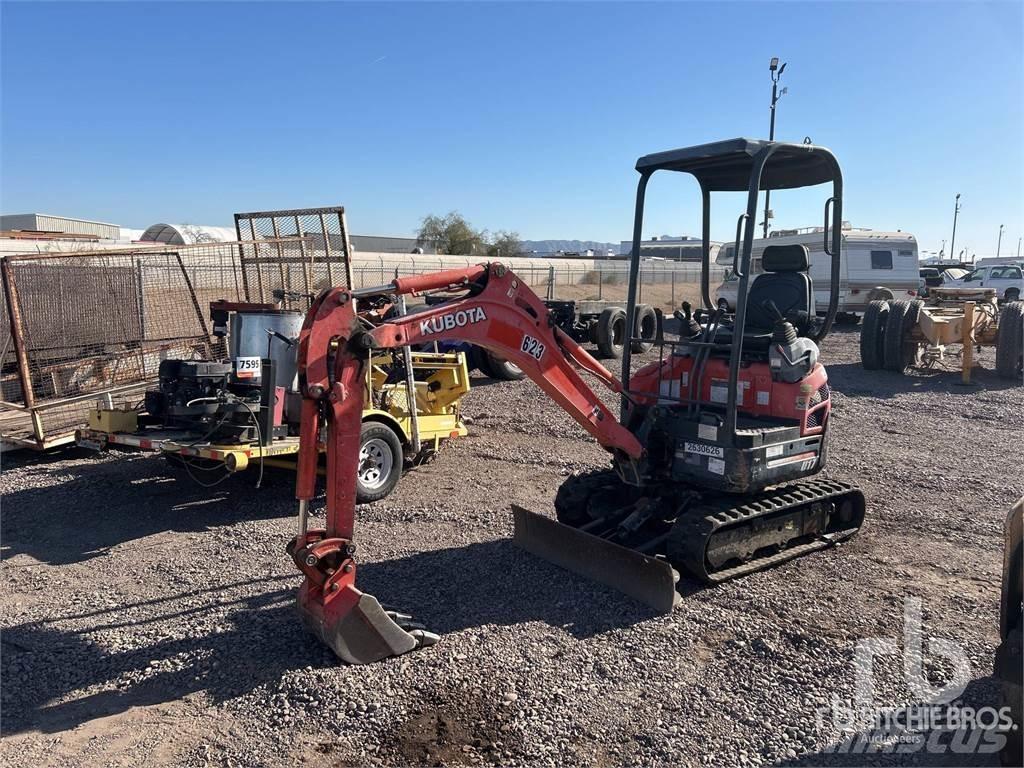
485 352 525 381
996 301 1024 382
860 300 889 370
1005 288 1020 303
883 299 923 373
356 422 403 503
630 304 657 353
469 345 492 376
596 307 627 359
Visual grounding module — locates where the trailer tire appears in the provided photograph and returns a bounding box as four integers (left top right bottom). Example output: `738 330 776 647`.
996 302 1024 382
883 300 923 373
356 422 403 503
860 300 889 370
485 352 525 381
596 307 627 359
469 345 492 376
1005 288 1020 303
631 304 657 353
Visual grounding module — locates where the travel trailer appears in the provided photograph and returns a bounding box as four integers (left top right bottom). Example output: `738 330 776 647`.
715 226 919 319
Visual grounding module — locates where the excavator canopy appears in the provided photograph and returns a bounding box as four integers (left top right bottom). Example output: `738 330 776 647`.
635 137 839 191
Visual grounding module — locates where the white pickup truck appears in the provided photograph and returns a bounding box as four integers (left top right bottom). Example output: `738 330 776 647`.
953 264 1023 302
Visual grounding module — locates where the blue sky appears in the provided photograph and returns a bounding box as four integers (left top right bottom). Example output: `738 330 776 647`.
2 1 1021 257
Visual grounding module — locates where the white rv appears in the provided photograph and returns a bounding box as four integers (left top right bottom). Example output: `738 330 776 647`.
714 226 919 318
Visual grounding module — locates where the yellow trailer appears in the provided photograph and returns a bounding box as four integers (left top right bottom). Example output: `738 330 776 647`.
76 349 472 501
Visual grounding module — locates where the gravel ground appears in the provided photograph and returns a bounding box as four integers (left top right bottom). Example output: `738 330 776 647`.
2 328 1022 767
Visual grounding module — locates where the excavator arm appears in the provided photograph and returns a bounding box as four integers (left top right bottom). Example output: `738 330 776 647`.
287 263 644 664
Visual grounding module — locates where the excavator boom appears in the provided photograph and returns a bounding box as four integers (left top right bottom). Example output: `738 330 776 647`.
288 262 672 664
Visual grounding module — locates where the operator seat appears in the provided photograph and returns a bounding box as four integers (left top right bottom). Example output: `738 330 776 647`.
743 244 813 335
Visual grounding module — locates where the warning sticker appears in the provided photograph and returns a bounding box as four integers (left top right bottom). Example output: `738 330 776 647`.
757 390 770 406
698 423 718 441
710 378 749 405
766 444 784 458
707 457 725 475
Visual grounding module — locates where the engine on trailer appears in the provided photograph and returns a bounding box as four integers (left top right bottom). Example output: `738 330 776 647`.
144 358 283 443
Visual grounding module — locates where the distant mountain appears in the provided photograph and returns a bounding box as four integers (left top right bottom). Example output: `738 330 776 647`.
521 239 621 255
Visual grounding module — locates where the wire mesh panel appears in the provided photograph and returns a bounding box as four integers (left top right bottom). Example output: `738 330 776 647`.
0 240 316 447
233 206 355 310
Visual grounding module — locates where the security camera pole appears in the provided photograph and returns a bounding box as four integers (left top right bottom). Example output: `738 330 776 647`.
763 57 788 238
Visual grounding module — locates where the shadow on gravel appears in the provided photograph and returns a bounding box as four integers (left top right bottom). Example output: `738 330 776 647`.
356 539 673 639
772 676 1005 767
0 583 333 736
0 453 296 565
1 540 667 737
824 362 1019 398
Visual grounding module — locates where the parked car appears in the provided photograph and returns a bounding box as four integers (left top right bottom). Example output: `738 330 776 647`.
953 264 1023 302
919 266 969 298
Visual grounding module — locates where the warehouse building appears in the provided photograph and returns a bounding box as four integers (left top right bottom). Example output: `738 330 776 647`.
1 213 121 240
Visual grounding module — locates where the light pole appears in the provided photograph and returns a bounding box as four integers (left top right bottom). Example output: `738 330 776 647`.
949 194 962 264
1018 237 1021 259
996 224 1004 257
762 57 788 238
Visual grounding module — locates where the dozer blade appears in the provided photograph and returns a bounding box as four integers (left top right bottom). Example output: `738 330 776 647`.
297 580 436 665
512 505 681 613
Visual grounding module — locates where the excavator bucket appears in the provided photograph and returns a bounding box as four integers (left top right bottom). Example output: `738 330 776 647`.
512 505 681 613
296 579 437 665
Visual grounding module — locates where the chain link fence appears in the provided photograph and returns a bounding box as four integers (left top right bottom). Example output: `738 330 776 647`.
1 241 717 449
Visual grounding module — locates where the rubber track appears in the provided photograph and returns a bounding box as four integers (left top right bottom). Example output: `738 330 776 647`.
668 479 865 584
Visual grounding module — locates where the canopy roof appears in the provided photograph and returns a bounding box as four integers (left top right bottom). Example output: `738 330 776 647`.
635 138 839 192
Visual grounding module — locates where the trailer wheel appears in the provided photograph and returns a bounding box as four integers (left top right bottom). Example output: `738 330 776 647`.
883 300 923 373
630 304 657 353
469 345 491 375
860 300 889 370
484 352 525 381
1005 288 1020 303
996 302 1024 383
356 422 403 503
596 307 627 359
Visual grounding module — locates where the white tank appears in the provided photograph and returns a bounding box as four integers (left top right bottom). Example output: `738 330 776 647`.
228 310 304 392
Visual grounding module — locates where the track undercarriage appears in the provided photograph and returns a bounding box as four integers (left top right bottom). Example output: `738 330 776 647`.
548 469 865 599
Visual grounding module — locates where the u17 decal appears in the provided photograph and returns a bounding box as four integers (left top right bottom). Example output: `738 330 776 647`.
521 335 545 361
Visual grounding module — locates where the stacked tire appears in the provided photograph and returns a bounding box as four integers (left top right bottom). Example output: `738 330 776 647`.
595 304 657 359
859 300 889 370
996 302 1024 384
860 299 923 374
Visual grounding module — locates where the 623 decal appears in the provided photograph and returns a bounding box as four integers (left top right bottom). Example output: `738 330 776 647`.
521 335 545 361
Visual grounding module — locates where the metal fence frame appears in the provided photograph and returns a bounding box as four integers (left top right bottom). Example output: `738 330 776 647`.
0 236 345 449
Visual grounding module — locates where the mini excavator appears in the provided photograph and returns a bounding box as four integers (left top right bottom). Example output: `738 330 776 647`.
287 138 866 663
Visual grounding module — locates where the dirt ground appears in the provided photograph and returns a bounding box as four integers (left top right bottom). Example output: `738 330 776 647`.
1 327 1021 767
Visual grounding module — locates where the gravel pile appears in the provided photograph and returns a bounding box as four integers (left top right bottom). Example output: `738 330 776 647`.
2 328 1021 767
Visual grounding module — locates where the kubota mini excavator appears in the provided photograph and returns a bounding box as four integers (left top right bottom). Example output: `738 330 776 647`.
288 138 866 664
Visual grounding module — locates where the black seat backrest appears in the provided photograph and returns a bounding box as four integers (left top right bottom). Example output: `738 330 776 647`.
744 244 812 333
